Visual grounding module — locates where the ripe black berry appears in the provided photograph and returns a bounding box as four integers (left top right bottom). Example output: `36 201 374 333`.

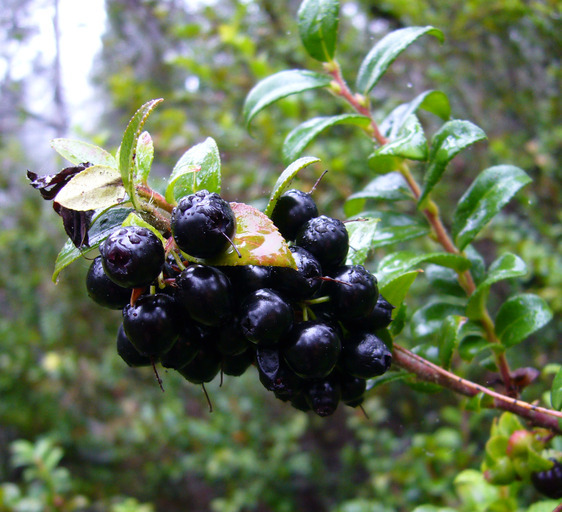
326 265 379 321
347 294 394 332
295 215 349 270
86 256 132 309
160 321 202 370
171 190 236 259
339 332 392 379
271 189 318 241
222 349 255 377
339 372 367 404
281 320 341 379
175 265 232 326
256 346 303 399
116 324 151 367
239 288 293 346
270 246 322 300
305 374 341 417
100 226 164 288
531 459 562 499
122 293 181 358
218 264 272 298
178 346 222 384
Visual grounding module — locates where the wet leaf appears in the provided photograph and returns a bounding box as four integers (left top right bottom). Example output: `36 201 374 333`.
374 114 428 161
51 138 117 167
411 301 466 339
377 251 471 279
552 367 562 410
345 217 379 265
135 131 154 184
439 315 468 369
297 0 339 62
379 270 421 308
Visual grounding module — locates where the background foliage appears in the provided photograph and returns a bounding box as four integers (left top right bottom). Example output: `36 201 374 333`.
0 0 560 510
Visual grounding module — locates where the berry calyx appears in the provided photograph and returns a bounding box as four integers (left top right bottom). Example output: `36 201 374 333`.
171 190 236 259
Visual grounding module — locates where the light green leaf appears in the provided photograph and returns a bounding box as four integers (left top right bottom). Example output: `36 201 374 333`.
356 26 444 94
368 371 413 390
552 367 562 410
264 156 320 217
345 217 379 265
374 114 428 161
135 131 154 184
53 165 125 211
418 120 487 207
52 207 133 282
282 114 370 163
495 293 553 348
466 253 527 319
411 301 466 339
119 98 163 206
297 0 339 62
526 501 562 512
166 137 221 203
367 154 402 174
243 70 331 129
206 203 296 268
379 270 421 308
344 172 411 216
439 315 468 369
452 165 532 250
50 138 117 167
377 251 471 279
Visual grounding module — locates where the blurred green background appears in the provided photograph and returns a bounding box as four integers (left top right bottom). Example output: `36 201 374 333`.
0 0 560 510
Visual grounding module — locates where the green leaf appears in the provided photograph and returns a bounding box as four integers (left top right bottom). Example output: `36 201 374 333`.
452 165 532 250
345 217 379 265
439 315 468 369
166 137 221 203
356 26 444 94
297 0 339 62
264 156 321 217
282 114 370 163
206 203 296 268
135 131 154 184
551 367 562 410
389 303 407 334
418 120 487 207
458 336 494 362
50 138 117 167
466 253 527 320
52 207 133 282
377 251 471 279
122 212 167 245
119 98 163 206
526 501 562 512
379 270 421 308
374 114 428 161
53 165 126 211
344 172 411 216
243 70 331 129
368 371 412 390
495 293 553 348
367 154 402 175
412 301 466 339
380 91 451 140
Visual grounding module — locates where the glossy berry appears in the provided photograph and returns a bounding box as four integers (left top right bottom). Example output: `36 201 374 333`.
116 324 151 367
218 264 272 298
160 321 202 370
86 256 132 309
339 372 367 404
178 346 222 384
347 294 394 332
271 189 318 241
122 293 180 358
290 393 311 412
256 346 303 399
305 375 341 417
270 246 322 300
340 332 392 379
239 288 293 345
171 190 236 259
100 226 164 288
282 320 341 379
215 319 251 356
295 215 348 270
175 265 232 326
222 349 255 377
531 459 562 499
326 265 379 321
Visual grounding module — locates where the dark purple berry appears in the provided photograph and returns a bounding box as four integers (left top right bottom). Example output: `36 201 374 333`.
239 288 293 346
215 318 251 356
340 332 392 379
270 246 322 300
256 346 303 399
160 320 202 370
175 265 232 326
178 346 222 384
305 374 341 417
326 265 379 321
217 265 272 298
290 393 311 412
346 294 394 332
531 459 562 499
116 324 151 367
86 256 132 309
122 293 180 358
100 226 164 288
295 215 349 270
222 349 255 377
281 320 341 379
171 190 236 259
338 372 367 404
271 189 318 241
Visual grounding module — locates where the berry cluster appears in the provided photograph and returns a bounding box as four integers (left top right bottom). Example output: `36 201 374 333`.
531 459 562 499
86 188 393 416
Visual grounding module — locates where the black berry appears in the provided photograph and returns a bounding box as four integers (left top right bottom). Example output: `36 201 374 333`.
86 256 132 309
256 346 303 399
100 226 164 288
531 459 562 499
116 324 152 367
222 349 255 377
178 346 222 384
270 246 322 300
160 321 202 370
218 264 272 299
271 189 318 241
339 332 392 379
171 190 236 259
346 294 394 332
305 374 341 417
